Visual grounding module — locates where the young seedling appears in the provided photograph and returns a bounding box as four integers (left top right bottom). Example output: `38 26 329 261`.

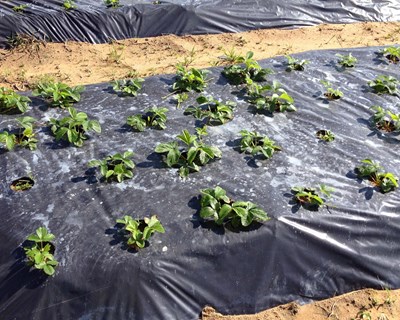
0 87 31 114
285 55 309 71
316 129 335 142
126 107 168 131
24 227 58 276
172 65 209 93
320 80 344 100
115 215 165 249
155 128 221 178
368 75 399 95
370 106 400 132
239 129 281 159
88 151 135 183
33 81 85 108
10 176 35 191
222 51 273 85
246 79 296 113
63 0 76 10
184 95 236 126
12 4 28 13
291 185 333 210
355 159 398 193
379 46 400 64
0 117 38 151
49 107 101 147
199 186 269 227
105 0 120 8
336 53 358 68
111 78 144 97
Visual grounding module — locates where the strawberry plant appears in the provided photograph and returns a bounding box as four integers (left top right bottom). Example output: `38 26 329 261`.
246 79 296 113
0 87 31 114
49 107 101 147
285 55 309 71
126 107 168 131
88 151 135 183
199 186 269 227
222 51 273 85
172 65 209 93
320 80 343 100
24 227 58 276
116 215 165 249
111 78 144 96
368 75 399 95
336 53 358 68
379 46 400 64
11 176 35 191
355 159 398 193
155 128 221 178
370 106 400 132
105 0 120 8
239 129 281 159
0 117 38 151
291 185 333 210
184 95 236 125
63 0 76 10
33 81 85 108
316 129 335 142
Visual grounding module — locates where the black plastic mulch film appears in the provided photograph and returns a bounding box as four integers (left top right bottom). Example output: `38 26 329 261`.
0 45 400 319
1 0 400 47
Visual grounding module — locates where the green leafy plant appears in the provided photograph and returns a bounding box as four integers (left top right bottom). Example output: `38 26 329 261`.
368 75 399 95
291 185 333 210
105 0 120 8
222 51 273 85
355 159 398 193
316 129 335 142
116 215 165 249
155 128 221 178
199 186 269 227
370 106 400 132
172 65 209 93
0 87 31 114
184 95 236 125
0 117 38 151
111 78 144 96
380 46 400 64
49 107 101 147
33 81 85 108
126 107 168 131
24 227 58 276
246 79 296 113
88 151 135 183
239 129 281 159
12 4 28 13
63 0 76 10
336 53 358 68
285 55 309 71
320 80 344 100
10 176 35 191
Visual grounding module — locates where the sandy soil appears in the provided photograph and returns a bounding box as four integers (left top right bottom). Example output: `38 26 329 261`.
1 20 400 320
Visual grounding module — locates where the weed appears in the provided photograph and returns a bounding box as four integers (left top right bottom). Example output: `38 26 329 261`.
49 107 101 147
291 185 333 210
355 310 371 320
0 117 38 151
88 151 135 183
24 227 58 276
219 47 245 65
239 130 281 159
63 0 76 10
368 75 399 95
33 81 85 108
321 80 344 100
379 46 400 64
336 53 358 68
370 106 400 132
175 92 188 109
355 159 398 193
285 55 309 71
178 47 196 68
107 45 124 63
12 4 28 13
0 87 31 114
316 129 335 142
172 65 209 93
155 128 221 178
111 78 144 96
105 0 120 8
116 215 165 249
199 186 269 227
126 107 168 131
6 33 45 54
184 95 236 126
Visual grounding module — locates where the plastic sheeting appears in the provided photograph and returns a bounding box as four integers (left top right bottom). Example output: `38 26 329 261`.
1 0 400 48
1 45 400 319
